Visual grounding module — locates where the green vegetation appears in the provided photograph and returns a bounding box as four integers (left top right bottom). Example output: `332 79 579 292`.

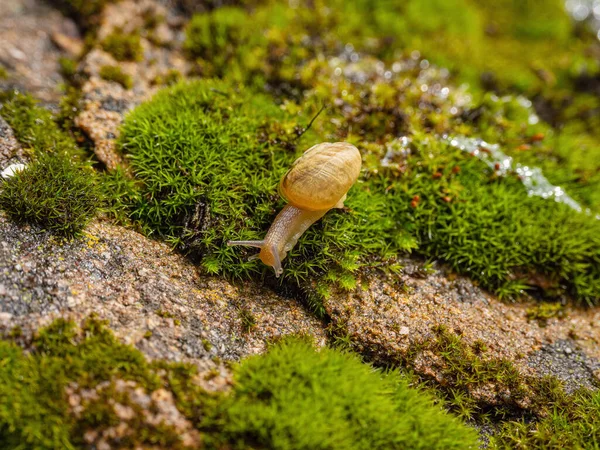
0 92 85 159
0 65 7 80
491 387 600 448
237 306 256 333
203 336 478 449
101 29 143 62
0 318 478 449
0 152 99 236
413 327 600 449
526 302 565 326
332 321 600 448
184 0 598 95
112 79 600 305
99 64 133 89
0 92 98 236
58 57 78 82
151 69 183 87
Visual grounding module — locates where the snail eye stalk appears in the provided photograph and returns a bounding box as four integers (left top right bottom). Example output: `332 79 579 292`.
227 240 265 249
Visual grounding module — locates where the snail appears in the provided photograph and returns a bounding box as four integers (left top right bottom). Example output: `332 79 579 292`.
227 142 361 277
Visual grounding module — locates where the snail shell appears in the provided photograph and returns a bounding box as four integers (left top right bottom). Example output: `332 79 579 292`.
279 142 362 211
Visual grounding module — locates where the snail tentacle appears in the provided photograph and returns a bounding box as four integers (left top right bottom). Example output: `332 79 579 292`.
227 240 265 248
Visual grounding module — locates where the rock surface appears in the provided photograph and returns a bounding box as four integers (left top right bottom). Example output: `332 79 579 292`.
75 0 190 169
0 0 81 104
325 262 600 399
0 215 327 367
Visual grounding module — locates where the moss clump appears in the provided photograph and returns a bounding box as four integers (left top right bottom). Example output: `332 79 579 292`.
237 306 256 333
99 64 133 89
381 325 600 448
0 92 98 236
202 336 479 449
101 29 143 62
0 317 169 449
0 65 7 80
0 152 100 236
526 302 565 326
58 57 78 81
491 386 600 448
0 91 85 159
151 69 183 87
113 80 410 308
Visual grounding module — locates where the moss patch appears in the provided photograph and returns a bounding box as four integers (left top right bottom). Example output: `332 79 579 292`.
0 91 85 159
0 317 169 449
111 79 600 305
101 28 143 62
491 386 600 448
0 152 99 236
99 64 133 89
48 0 118 29
202 336 479 449
0 92 99 236
0 318 480 449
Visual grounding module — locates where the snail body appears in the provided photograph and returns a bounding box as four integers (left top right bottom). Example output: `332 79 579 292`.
227 142 361 277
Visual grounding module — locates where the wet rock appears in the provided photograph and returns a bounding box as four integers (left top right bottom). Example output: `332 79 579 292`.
0 215 327 367
0 0 81 104
527 339 600 393
324 262 600 404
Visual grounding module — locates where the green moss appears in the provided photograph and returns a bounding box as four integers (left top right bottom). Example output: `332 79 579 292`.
47 0 119 30
526 302 565 326
491 387 600 448
58 57 78 82
101 29 143 62
0 318 481 449
113 80 412 310
0 317 167 449
0 91 85 159
151 69 182 87
0 152 99 236
0 65 7 80
99 64 133 89
202 336 479 449
369 323 600 444
111 79 599 305
185 0 596 96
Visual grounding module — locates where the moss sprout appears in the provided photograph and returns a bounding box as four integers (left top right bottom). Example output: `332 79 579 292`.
47 0 118 28
237 306 256 333
99 64 133 89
